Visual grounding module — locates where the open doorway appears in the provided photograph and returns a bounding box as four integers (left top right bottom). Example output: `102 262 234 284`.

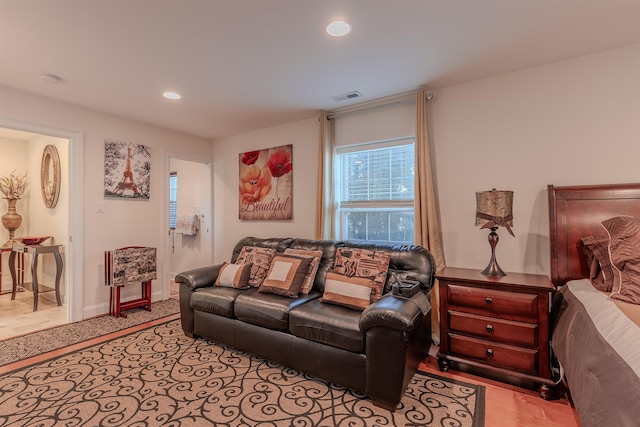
0 118 84 340
163 157 212 298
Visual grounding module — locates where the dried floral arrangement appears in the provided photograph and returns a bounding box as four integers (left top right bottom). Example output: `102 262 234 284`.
0 170 28 199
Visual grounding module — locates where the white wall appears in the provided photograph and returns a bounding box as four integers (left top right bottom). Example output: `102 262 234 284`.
211 117 319 262
169 158 212 277
0 86 212 317
430 44 640 275
1 43 638 317
210 44 640 279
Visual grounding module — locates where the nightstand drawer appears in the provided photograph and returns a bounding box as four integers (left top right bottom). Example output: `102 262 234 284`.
449 333 538 374
447 284 538 318
448 311 538 347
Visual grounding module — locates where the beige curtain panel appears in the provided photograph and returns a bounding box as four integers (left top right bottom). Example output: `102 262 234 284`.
315 112 335 240
414 89 446 344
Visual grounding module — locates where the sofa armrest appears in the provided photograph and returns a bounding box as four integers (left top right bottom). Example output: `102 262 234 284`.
175 264 223 291
359 292 431 332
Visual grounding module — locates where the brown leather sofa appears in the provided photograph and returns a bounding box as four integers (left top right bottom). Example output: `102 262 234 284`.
176 236 434 410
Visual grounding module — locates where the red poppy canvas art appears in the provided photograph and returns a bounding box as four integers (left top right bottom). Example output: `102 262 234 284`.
239 144 292 220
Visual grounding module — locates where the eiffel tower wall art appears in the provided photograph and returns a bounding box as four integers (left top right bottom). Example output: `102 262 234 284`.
104 139 151 200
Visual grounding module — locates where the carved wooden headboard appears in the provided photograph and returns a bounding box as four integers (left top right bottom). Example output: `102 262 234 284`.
548 183 640 286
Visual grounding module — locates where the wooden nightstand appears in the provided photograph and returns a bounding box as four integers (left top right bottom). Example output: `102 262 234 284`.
436 267 557 399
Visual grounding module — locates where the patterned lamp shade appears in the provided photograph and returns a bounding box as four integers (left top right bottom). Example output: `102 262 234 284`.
475 189 514 236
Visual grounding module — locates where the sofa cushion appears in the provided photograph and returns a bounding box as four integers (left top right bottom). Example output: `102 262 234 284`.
234 290 320 331
284 248 323 294
215 262 251 289
289 299 364 353
235 246 276 287
190 287 246 318
332 247 390 302
258 254 312 298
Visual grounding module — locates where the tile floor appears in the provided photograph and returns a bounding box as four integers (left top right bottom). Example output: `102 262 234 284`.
0 288 67 341
0 280 179 341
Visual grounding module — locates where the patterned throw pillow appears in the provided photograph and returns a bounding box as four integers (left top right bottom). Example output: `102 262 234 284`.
332 247 391 302
284 248 323 294
258 255 312 298
321 272 375 310
601 216 640 304
236 246 276 287
215 262 251 289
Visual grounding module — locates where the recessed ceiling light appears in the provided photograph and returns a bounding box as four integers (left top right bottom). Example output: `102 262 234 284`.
163 91 181 100
326 21 351 37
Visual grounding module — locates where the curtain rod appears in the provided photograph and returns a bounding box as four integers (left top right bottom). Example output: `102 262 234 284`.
326 91 432 120
327 97 414 120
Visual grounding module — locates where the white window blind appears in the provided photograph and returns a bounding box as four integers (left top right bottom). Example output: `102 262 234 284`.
336 138 415 244
169 172 178 229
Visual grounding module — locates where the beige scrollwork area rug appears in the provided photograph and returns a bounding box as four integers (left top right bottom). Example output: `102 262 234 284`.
0 319 485 427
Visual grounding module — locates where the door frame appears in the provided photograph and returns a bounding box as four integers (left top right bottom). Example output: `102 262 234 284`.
161 150 213 300
0 117 84 322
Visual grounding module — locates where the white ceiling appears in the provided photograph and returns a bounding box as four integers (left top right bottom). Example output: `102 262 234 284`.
1 0 639 140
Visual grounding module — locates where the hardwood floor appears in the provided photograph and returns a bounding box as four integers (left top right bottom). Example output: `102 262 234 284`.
419 354 580 427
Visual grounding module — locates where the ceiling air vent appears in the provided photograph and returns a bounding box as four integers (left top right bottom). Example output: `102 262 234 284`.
332 91 362 102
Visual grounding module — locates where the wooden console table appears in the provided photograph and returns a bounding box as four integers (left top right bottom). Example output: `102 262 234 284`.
0 247 24 293
9 243 63 311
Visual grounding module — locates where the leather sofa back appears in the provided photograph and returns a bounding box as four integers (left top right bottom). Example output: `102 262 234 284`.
229 236 435 294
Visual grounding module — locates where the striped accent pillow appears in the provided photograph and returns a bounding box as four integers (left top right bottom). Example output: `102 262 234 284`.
215 262 251 289
602 216 640 304
321 272 374 310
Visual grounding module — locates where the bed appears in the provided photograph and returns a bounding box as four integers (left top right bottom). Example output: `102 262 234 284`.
548 183 640 427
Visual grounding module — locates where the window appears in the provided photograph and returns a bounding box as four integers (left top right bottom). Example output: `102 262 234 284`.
335 138 414 244
169 172 178 229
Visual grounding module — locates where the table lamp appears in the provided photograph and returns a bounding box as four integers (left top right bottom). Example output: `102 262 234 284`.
475 189 514 276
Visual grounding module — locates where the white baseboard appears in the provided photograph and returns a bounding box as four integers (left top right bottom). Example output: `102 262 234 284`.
82 290 165 319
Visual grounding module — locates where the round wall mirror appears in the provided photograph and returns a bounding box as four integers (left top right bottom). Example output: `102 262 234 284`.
41 144 61 208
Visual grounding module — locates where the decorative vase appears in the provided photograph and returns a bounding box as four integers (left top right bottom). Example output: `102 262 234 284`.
2 197 22 248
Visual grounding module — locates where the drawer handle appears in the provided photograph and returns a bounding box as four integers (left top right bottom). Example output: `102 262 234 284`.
486 324 494 332
485 297 493 304
486 348 494 357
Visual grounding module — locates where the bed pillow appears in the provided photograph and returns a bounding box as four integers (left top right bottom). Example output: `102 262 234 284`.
332 247 391 302
284 248 323 294
601 216 640 304
321 271 375 311
235 246 276 287
580 235 615 291
257 254 312 298
215 262 251 289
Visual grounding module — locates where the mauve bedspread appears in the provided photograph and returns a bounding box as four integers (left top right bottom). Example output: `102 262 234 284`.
551 280 640 427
